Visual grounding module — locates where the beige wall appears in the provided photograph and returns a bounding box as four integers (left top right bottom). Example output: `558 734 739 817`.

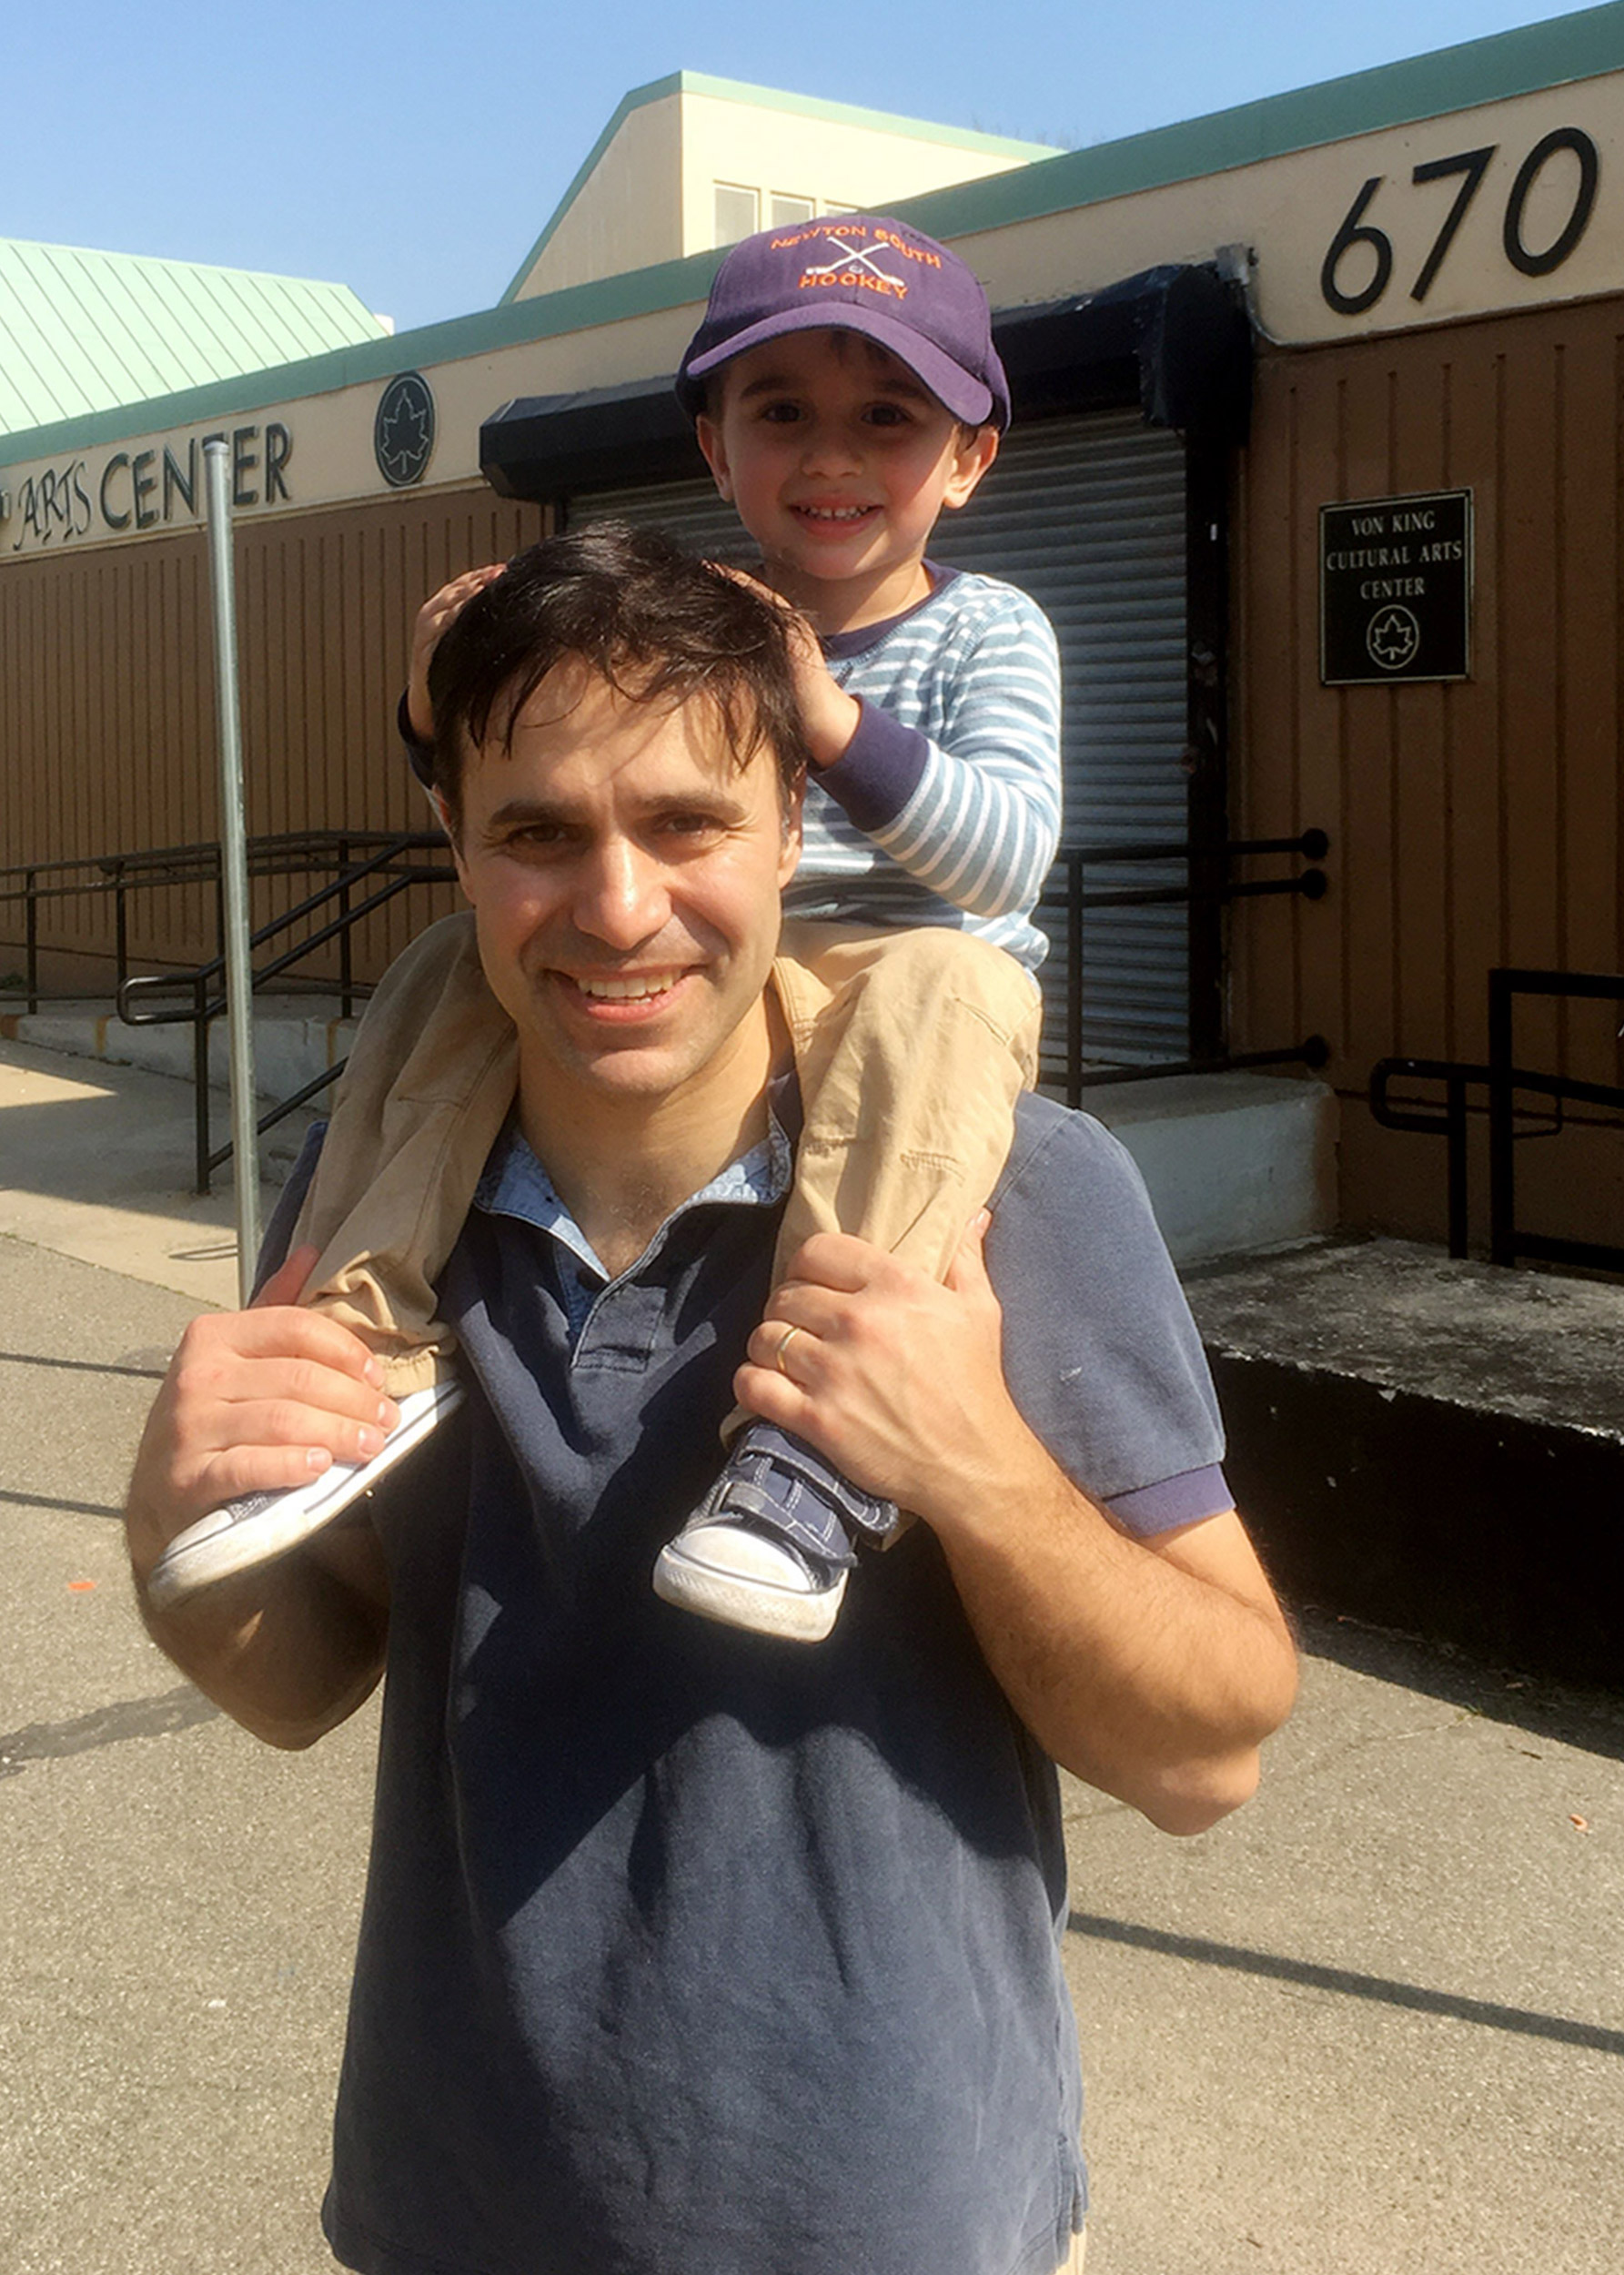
516 96 686 298
675 89 1044 261
8 65 1618 567
510 83 1048 302
954 71 1623 347
0 306 710 561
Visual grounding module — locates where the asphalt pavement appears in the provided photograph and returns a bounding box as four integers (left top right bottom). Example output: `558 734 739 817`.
2 1033 1620 2274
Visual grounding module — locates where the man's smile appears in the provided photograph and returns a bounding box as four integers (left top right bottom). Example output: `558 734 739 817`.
566 968 690 1002
551 966 697 1020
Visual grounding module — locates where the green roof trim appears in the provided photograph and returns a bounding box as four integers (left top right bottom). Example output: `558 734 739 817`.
881 1 1624 243
0 238 388 439
5 4 1620 470
497 68 1056 306
0 248 726 469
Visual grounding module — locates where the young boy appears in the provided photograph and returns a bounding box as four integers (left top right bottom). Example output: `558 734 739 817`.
147 217 1062 1647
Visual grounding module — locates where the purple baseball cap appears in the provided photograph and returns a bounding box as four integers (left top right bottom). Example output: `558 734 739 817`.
676 215 1010 431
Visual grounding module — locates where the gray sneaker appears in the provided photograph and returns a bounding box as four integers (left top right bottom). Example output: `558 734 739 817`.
146 1378 464 1610
652 1422 899 1643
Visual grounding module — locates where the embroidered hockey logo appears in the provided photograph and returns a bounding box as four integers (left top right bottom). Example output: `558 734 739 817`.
797 236 910 301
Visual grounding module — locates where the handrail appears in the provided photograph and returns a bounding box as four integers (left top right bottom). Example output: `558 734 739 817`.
0 827 454 1191
0 831 449 1015
116 836 455 1192
5 822 1331 1190
1369 1056 1549 1259
1370 966 1624 1270
1035 828 1330 1107
116 839 455 1023
1488 968 1624 1273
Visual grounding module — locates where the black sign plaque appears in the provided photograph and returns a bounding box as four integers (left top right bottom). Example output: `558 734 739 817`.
375 371 436 489
1320 490 1472 684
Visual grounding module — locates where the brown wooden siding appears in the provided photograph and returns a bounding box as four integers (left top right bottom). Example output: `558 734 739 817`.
1231 298 1624 1248
0 485 547 986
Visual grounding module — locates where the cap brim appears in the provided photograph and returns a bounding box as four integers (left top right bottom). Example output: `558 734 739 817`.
681 302 1002 430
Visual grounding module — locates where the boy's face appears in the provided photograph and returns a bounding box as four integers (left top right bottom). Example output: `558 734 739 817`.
694 330 998 625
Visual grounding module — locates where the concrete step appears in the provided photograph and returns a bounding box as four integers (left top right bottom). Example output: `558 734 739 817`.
1085 1068 1338 1266
1186 1237 1624 1688
0 995 361 1107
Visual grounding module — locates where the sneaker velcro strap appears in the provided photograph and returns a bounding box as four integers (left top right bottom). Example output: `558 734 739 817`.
707 1481 860 1571
737 1425 901 1543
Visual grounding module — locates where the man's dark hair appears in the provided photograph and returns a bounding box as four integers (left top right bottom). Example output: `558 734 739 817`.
428 521 812 825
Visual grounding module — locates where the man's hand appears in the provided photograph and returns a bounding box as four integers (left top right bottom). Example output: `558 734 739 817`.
126 1246 398 1589
735 1215 1025 1530
709 563 861 771
738 1217 1296 1833
123 1249 397 1749
405 562 507 743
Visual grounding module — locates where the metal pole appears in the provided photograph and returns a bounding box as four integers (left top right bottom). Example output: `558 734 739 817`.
203 440 261 1299
1487 968 1515 1269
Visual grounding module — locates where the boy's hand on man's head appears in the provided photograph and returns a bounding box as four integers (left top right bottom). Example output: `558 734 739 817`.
708 561 861 773
406 562 507 743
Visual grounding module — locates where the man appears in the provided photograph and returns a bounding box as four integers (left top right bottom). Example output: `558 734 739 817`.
126 525 1296 2275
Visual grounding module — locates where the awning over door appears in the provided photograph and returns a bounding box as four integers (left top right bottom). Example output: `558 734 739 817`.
479 262 1251 501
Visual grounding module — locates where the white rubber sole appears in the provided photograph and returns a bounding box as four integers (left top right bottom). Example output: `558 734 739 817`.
652 1525 846 1644
146 1379 464 1611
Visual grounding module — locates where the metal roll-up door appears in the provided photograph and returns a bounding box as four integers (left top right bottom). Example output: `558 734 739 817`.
570 408 1189 1067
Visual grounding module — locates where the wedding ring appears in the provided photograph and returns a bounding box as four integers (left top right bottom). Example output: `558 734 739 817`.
774 1326 805 1377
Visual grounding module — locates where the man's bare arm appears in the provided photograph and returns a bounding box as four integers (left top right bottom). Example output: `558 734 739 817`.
734 1220 1296 1835
125 1249 395 1750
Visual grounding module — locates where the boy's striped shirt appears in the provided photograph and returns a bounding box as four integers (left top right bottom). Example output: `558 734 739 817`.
788 566 1062 972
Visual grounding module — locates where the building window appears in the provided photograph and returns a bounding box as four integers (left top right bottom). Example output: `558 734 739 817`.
714 184 760 247
770 195 814 228
822 202 859 217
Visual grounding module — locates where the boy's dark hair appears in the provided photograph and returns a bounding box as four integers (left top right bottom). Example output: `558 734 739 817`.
428 521 812 825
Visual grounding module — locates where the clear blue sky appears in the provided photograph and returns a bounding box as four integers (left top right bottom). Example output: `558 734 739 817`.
0 0 1598 335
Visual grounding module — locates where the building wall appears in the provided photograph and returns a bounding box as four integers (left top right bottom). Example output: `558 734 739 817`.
950 65 1622 349
1231 291 1624 1245
0 484 545 984
516 96 687 298
509 76 1050 303
673 88 1044 261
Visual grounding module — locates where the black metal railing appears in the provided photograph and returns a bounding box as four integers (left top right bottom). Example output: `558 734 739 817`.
0 831 453 1016
115 834 456 1190
1038 829 1330 1107
5 823 1330 1191
1 831 455 1191
1370 966 1624 1272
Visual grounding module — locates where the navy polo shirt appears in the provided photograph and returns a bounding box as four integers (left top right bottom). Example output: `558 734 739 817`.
320 1094 1229 2275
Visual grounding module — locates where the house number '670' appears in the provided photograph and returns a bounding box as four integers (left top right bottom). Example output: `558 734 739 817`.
1319 127 1599 316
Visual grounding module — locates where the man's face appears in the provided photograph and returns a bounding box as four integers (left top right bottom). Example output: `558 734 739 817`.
447 662 802 1122
694 329 997 622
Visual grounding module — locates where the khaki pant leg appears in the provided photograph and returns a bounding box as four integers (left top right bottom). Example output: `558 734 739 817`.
716 922 1040 1452
288 911 517 1394
770 918 1040 1289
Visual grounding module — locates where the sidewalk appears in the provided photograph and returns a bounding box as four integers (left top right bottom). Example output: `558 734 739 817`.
1 1036 1619 2273
0 1030 313 1307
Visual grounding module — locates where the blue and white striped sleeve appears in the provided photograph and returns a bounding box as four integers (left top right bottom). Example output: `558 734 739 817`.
816 591 1063 922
